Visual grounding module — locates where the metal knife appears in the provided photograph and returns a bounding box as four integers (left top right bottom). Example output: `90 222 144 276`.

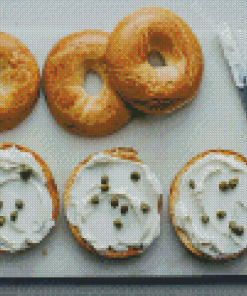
242 76 247 109
217 21 246 90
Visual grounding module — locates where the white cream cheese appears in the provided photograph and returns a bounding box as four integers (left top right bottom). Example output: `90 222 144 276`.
66 152 162 253
173 153 247 258
0 146 55 252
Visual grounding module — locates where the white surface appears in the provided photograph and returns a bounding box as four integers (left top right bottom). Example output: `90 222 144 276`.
0 0 247 277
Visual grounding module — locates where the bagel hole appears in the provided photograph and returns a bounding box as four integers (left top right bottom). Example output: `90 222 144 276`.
84 70 103 96
148 51 166 68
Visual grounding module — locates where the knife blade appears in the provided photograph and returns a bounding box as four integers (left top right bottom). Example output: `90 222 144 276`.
242 76 247 109
216 22 246 90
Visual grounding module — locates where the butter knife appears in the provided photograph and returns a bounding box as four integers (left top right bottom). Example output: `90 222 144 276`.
216 22 246 90
242 76 247 109
191 1 246 90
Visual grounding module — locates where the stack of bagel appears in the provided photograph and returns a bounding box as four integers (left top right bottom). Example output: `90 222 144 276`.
42 7 204 137
0 7 204 136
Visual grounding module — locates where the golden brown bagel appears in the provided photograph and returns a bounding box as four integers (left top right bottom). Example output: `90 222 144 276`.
0 32 40 132
170 150 247 261
106 7 204 114
0 142 59 253
63 147 163 259
42 30 131 137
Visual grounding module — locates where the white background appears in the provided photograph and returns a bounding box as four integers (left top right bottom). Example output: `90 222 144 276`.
0 0 247 290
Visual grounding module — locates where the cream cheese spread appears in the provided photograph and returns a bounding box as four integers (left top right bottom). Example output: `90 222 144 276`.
173 153 247 258
66 152 162 253
0 146 55 252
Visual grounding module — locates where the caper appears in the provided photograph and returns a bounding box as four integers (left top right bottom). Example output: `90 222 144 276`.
217 211 226 219
101 184 109 192
10 211 18 222
229 221 244 236
219 181 229 191
229 221 237 229
101 176 109 185
91 195 99 205
201 215 209 224
131 172 141 182
219 182 229 191
141 203 150 214
20 169 32 181
228 178 239 189
189 180 195 189
111 198 119 208
121 205 128 215
0 216 5 227
233 226 244 236
15 199 24 210
114 219 122 229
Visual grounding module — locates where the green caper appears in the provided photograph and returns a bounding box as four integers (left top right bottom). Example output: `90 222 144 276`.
10 211 18 222
189 180 195 189
131 172 141 182
20 169 32 181
0 216 5 227
114 219 122 229
217 211 226 219
111 198 119 208
229 221 244 236
228 178 239 189
233 226 244 236
229 221 237 229
101 176 109 185
141 203 150 214
91 195 99 205
121 205 128 215
219 181 229 191
15 199 24 210
101 184 109 192
201 215 209 224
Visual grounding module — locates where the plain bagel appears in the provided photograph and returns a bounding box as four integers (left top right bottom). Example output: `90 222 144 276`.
106 7 204 114
63 147 163 258
42 30 131 137
0 32 40 132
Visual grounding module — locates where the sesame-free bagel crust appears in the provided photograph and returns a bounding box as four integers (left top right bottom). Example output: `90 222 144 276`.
0 33 40 132
106 7 204 114
170 150 247 261
0 142 59 253
42 30 131 137
64 147 162 258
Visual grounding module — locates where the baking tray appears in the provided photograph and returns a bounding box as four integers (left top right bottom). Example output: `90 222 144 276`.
0 0 247 277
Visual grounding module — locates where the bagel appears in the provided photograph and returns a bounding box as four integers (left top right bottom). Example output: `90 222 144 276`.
0 143 59 253
106 7 204 114
170 150 247 261
42 30 131 137
63 147 163 258
0 32 40 132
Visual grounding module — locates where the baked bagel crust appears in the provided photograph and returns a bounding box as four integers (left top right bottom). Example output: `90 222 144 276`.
63 147 163 259
42 30 131 137
106 7 204 114
170 150 247 261
0 32 40 132
0 142 59 253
